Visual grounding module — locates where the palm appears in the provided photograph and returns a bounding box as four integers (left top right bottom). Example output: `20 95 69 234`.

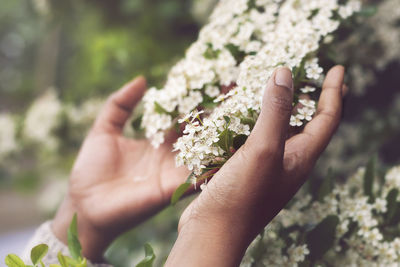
68 77 189 233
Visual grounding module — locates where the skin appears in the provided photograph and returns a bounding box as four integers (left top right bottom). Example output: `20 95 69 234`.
52 66 346 265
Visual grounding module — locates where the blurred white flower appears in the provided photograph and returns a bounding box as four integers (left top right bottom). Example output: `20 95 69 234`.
242 164 400 266
23 88 62 150
66 98 104 125
0 113 18 158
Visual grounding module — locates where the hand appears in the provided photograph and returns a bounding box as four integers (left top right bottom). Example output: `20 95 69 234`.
166 66 346 266
52 77 190 262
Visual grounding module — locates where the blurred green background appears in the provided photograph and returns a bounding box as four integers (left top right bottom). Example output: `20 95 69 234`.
0 0 399 266
0 0 215 265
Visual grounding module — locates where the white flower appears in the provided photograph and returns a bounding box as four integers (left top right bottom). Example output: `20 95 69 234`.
306 64 324 80
374 198 387 213
205 85 220 98
297 107 315 121
290 115 303 127
299 99 316 110
300 86 316 93
288 244 310 263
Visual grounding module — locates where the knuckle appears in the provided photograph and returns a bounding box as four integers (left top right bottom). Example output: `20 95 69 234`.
283 150 312 179
106 93 118 105
177 201 201 233
268 95 293 114
243 140 281 161
283 150 303 175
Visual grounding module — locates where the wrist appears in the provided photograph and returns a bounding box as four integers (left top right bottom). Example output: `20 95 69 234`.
166 216 251 267
52 197 108 263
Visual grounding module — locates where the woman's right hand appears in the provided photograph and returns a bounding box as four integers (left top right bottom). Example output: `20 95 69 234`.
166 66 346 267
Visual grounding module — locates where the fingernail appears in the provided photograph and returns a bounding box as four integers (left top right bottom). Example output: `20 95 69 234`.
274 68 293 90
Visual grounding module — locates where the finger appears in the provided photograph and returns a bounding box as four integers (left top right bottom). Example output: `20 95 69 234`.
246 67 294 156
295 65 345 161
94 76 147 134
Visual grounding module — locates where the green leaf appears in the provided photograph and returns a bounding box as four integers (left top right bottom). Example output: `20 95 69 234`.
217 129 233 153
5 254 26 267
131 115 143 131
233 134 248 150
67 214 82 261
306 215 339 260
171 182 191 205
363 157 376 202
57 252 68 267
30 244 48 266
49 265 62 267
136 243 156 267
386 189 398 222
317 169 334 202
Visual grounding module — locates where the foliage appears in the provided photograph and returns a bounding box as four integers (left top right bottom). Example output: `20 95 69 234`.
135 244 156 267
4 214 156 267
4 214 87 267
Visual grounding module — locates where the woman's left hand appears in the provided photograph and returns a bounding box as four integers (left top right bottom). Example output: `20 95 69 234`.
52 77 190 262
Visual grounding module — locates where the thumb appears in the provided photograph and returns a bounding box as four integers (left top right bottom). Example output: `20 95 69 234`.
246 67 294 158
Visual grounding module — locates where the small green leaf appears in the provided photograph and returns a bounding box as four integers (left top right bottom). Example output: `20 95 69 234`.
171 182 192 205
57 252 68 267
358 6 378 17
64 256 78 266
68 214 82 261
363 157 376 202
76 258 87 267
233 134 248 150
306 215 339 260
240 118 255 129
317 169 334 202
203 44 220 59
217 129 233 153
154 102 168 114
5 254 26 267
136 243 156 267
131 115 143 131
154 102 178 117
225 44 245 62
49 265 62 267
223 116 230 124
30 244 48 265
200 94 218 109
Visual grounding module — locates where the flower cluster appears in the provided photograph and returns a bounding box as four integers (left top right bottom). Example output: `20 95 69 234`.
142 0 361 177
241 164 400 266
